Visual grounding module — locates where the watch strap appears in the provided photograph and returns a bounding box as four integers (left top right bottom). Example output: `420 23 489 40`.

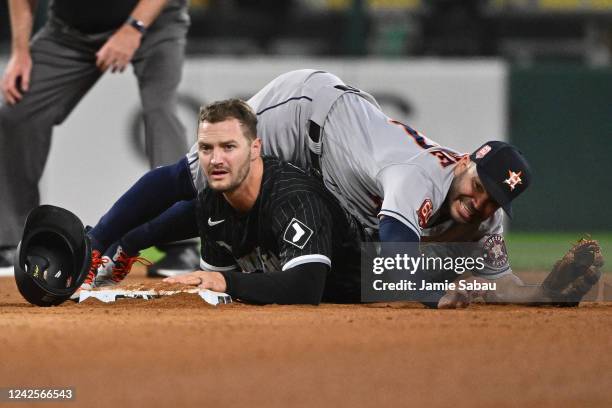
126 16 147 34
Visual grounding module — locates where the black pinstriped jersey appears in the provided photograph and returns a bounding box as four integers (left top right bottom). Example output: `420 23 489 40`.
196 157 363 302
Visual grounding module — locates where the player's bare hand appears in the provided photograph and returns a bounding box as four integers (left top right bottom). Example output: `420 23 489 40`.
95 25 142 73
437 277 489 309
164 271 227 293
437 290 470 309
1 51 32 104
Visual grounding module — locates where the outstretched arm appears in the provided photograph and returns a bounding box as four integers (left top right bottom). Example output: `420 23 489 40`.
378 216 453 308
165 263 330 305
479 239 604 306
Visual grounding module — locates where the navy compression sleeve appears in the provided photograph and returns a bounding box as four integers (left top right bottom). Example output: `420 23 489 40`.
379 216 419 242
378 216 444 308
88 157 197 252
220 263 329 305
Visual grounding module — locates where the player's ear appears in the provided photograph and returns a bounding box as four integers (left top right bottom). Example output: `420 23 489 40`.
251 137 262 158
453 155 471 176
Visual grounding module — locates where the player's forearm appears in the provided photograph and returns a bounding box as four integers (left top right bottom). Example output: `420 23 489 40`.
378 219 445 306
8 0 37 53
220 263 329 305
478 274 549 304
484 284 542 304
129 0 169 27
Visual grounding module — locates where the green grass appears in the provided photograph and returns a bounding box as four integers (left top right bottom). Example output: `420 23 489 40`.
140 246 164 264
506 232 612 272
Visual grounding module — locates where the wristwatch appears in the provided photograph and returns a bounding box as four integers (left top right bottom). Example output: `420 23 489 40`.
126 16 147 35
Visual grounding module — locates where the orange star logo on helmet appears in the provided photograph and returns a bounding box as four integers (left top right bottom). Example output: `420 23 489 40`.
503 170 523 191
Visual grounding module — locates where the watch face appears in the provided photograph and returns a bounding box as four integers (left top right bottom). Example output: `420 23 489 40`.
128 16 146 34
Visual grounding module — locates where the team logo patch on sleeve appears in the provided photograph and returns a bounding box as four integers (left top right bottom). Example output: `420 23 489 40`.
417 199 433 228
482 234 509 269
283 218 314 249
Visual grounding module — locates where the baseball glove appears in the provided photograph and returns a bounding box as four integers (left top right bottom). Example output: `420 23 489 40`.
541 238 604 306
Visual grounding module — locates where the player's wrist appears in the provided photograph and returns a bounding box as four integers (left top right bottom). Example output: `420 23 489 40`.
217 270 233 293
10 42 31 56
125 16 147 35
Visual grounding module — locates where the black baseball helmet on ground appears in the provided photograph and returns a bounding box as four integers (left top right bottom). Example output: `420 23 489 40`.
14 205 91 306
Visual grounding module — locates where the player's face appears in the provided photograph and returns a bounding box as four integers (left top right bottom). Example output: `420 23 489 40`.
198 118 258 192
448 160 499 224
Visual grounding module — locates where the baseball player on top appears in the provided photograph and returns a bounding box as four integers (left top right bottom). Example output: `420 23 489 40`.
81 69 602 307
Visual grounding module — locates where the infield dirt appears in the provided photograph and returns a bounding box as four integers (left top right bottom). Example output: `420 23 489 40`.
1 267 611 408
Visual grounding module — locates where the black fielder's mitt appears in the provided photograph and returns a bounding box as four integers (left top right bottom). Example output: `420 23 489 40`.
541 238 605 306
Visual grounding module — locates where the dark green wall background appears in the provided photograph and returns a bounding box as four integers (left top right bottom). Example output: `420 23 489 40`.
509 65 612 231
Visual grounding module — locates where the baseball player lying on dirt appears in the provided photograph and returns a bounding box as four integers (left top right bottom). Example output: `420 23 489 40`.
81 69 603 307
162 99 365 304
80 99 475 306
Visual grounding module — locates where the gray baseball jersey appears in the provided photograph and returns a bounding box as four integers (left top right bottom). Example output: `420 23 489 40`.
187 69 510 278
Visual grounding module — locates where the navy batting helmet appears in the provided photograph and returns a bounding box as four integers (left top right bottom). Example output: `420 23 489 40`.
14 205 91 306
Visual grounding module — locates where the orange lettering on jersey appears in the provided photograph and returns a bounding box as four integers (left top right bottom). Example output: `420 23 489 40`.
431 151 455 168
389 119 457 168
417 199 433 228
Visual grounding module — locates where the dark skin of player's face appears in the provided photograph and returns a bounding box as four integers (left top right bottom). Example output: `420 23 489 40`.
447 157 500 224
